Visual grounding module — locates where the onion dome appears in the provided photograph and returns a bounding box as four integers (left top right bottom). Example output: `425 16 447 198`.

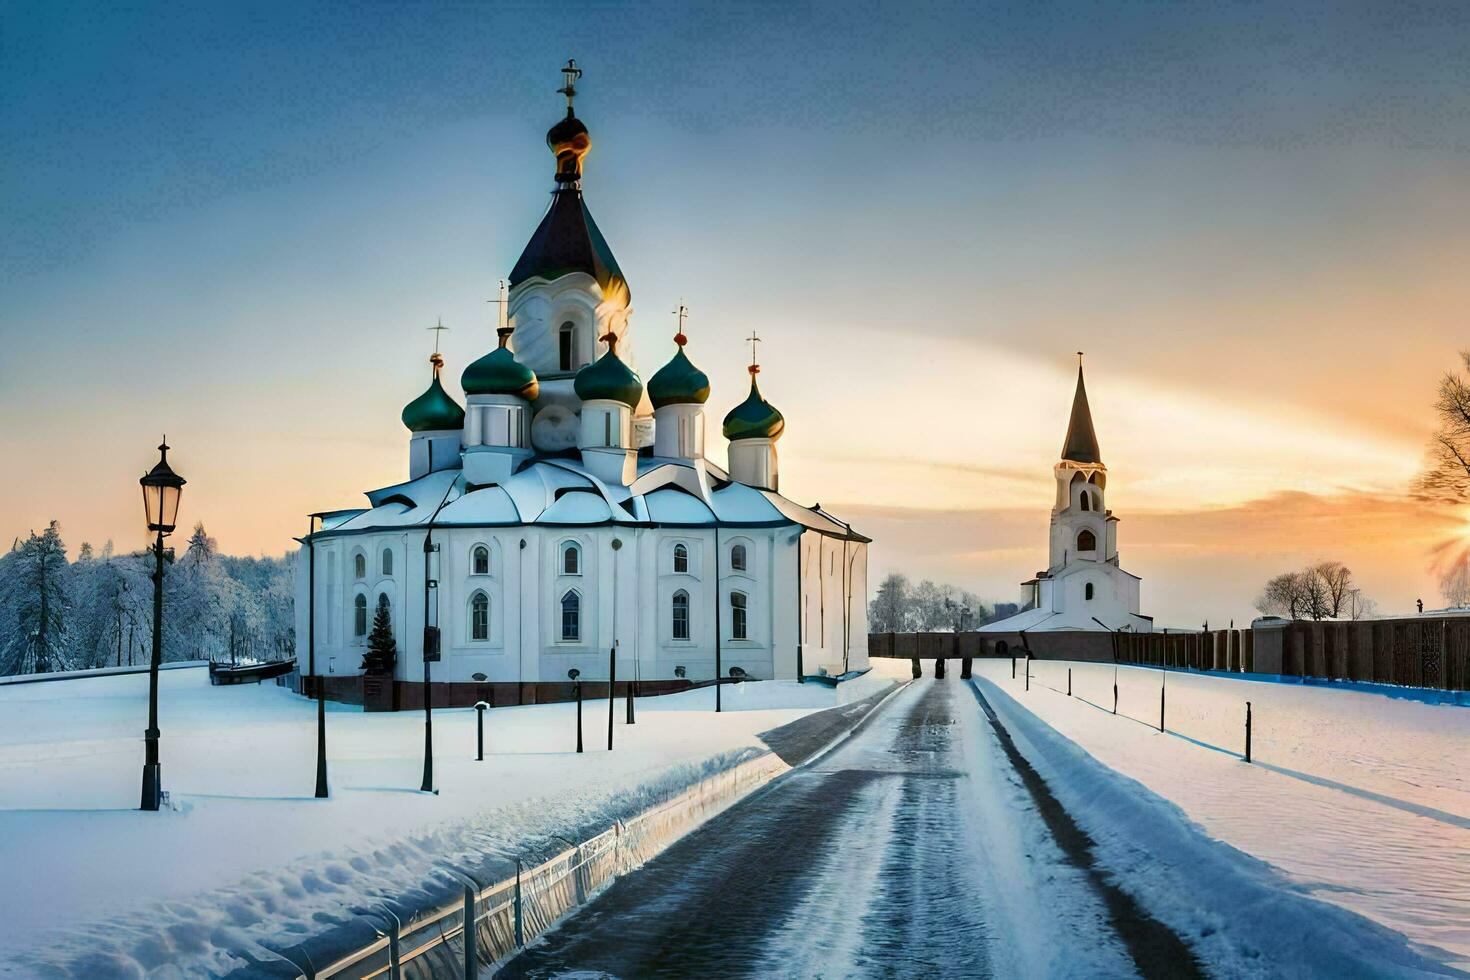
509 61 629 305
462 327 540 400
574 332 643 407
723 366 785 441
402 355 466 432
647 331 710 409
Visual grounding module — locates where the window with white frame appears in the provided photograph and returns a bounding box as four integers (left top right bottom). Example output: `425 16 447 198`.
731 591 748 641
673 543 688 574
381 547 393 576
470 591 489 641
730 543 748 572
672 590 690 640
562 543 581 575
353 593 368 637
472 544 490 576
560 590 581 641
353 553 366 580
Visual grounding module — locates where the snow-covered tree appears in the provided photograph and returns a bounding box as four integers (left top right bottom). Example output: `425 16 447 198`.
868 573 912 632
1441 559 1470 609
361 593 396 675
0 522 73 675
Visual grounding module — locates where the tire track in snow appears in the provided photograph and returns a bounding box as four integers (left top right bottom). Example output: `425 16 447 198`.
967 682 1205 980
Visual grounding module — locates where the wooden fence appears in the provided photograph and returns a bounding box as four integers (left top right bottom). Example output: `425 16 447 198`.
872 617 1470 692
1258 617 1470 691
1114 629 1254 674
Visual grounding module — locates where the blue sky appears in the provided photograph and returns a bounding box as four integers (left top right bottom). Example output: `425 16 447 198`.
3 1 1469 622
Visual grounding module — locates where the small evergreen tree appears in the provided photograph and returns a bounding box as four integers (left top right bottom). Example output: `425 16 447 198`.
361 594 396 676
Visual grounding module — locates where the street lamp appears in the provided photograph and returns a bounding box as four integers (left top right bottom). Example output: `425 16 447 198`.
139 439 185 811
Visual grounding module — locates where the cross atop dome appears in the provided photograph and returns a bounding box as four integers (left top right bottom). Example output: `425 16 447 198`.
746 330 762 375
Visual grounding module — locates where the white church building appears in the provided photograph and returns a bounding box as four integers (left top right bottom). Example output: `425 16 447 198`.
295 64 870 708
982 358 1153 636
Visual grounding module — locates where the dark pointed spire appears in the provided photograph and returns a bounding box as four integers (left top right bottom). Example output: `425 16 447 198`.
1060 353 1101 464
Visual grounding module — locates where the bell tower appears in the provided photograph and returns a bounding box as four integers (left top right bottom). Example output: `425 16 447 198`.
506 60 650 452
1049 354 1115 570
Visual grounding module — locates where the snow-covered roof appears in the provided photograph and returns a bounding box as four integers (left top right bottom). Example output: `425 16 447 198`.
311 454 868 542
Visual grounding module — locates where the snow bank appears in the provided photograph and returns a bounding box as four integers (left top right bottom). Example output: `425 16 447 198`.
976 660 1470 972
0 667 861 977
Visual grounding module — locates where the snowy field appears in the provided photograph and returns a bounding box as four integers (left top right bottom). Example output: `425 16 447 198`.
0 666 887 977
976 659 1470 970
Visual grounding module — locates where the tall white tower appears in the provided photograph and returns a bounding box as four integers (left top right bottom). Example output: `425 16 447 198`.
506 61 652 452
1049 354 1115 569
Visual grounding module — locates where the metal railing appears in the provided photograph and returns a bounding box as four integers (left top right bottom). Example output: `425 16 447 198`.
314 752 787 979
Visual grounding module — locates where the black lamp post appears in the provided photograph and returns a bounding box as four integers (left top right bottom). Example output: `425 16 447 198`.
139 439 185 811
569 668 583 753
308 514 329 799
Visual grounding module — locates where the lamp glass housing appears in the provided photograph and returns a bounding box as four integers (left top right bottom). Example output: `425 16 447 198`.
140 444 185 534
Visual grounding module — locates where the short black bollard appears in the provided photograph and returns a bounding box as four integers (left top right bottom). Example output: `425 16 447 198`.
960 657 972 680
1025 655 1031 691
626 673 636 726
1159 677 1166 733
935 657 947 679
1067 668 1072 697
568 669 583 753
1244 700 1252 763
474 700 489 761
1011 656 1016 679
911 658 922 678
1113 675 1118 715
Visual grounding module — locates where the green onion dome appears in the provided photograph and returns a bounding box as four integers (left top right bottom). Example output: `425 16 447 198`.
647 333 710 409
462 328 540 400
402 356 466 433
574 332 643 408
722 367 785 441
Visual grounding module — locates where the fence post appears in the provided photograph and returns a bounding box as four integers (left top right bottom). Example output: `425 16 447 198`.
514 858 524 947
463 883 476 980
1025 655 1030 691
1159 671 1166 732
1011 656 1016 679
1067 668 1072 697
935 656 946 679
1244 701 1252 763
386 907 402 980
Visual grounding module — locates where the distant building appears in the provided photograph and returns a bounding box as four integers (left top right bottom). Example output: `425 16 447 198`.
295 65 870 706
981 358 1153 634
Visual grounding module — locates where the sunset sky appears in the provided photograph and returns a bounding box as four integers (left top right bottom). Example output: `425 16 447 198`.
3 2 1469 626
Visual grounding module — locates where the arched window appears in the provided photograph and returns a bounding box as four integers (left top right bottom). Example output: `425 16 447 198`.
560 591 581 641
470 591 489 641
472 545 490 576
1077 529 1097 552
730 543 748 572
381 548 393 576
672 590 690 640
731 591 748 641
673 543 688 574
558 321 576 371
562 543 581 575
1085 582 1095 601
1079 493 1091 512
353 594 368 637
353 553 366 580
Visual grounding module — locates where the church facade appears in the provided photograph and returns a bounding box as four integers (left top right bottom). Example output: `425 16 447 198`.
295 64 870 706
982 359 1153 636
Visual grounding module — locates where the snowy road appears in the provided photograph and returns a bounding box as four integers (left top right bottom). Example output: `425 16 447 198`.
498 678 1197 979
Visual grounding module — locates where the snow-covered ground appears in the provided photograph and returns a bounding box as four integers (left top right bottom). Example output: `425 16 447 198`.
0 666 887 977
976 659 1470 970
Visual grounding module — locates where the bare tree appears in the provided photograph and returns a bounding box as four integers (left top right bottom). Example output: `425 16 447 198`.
1310 561 1354 618
1442 559 1470 608
1415 350 1470 503
1256 563 1365 620
1255 571 1308 618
